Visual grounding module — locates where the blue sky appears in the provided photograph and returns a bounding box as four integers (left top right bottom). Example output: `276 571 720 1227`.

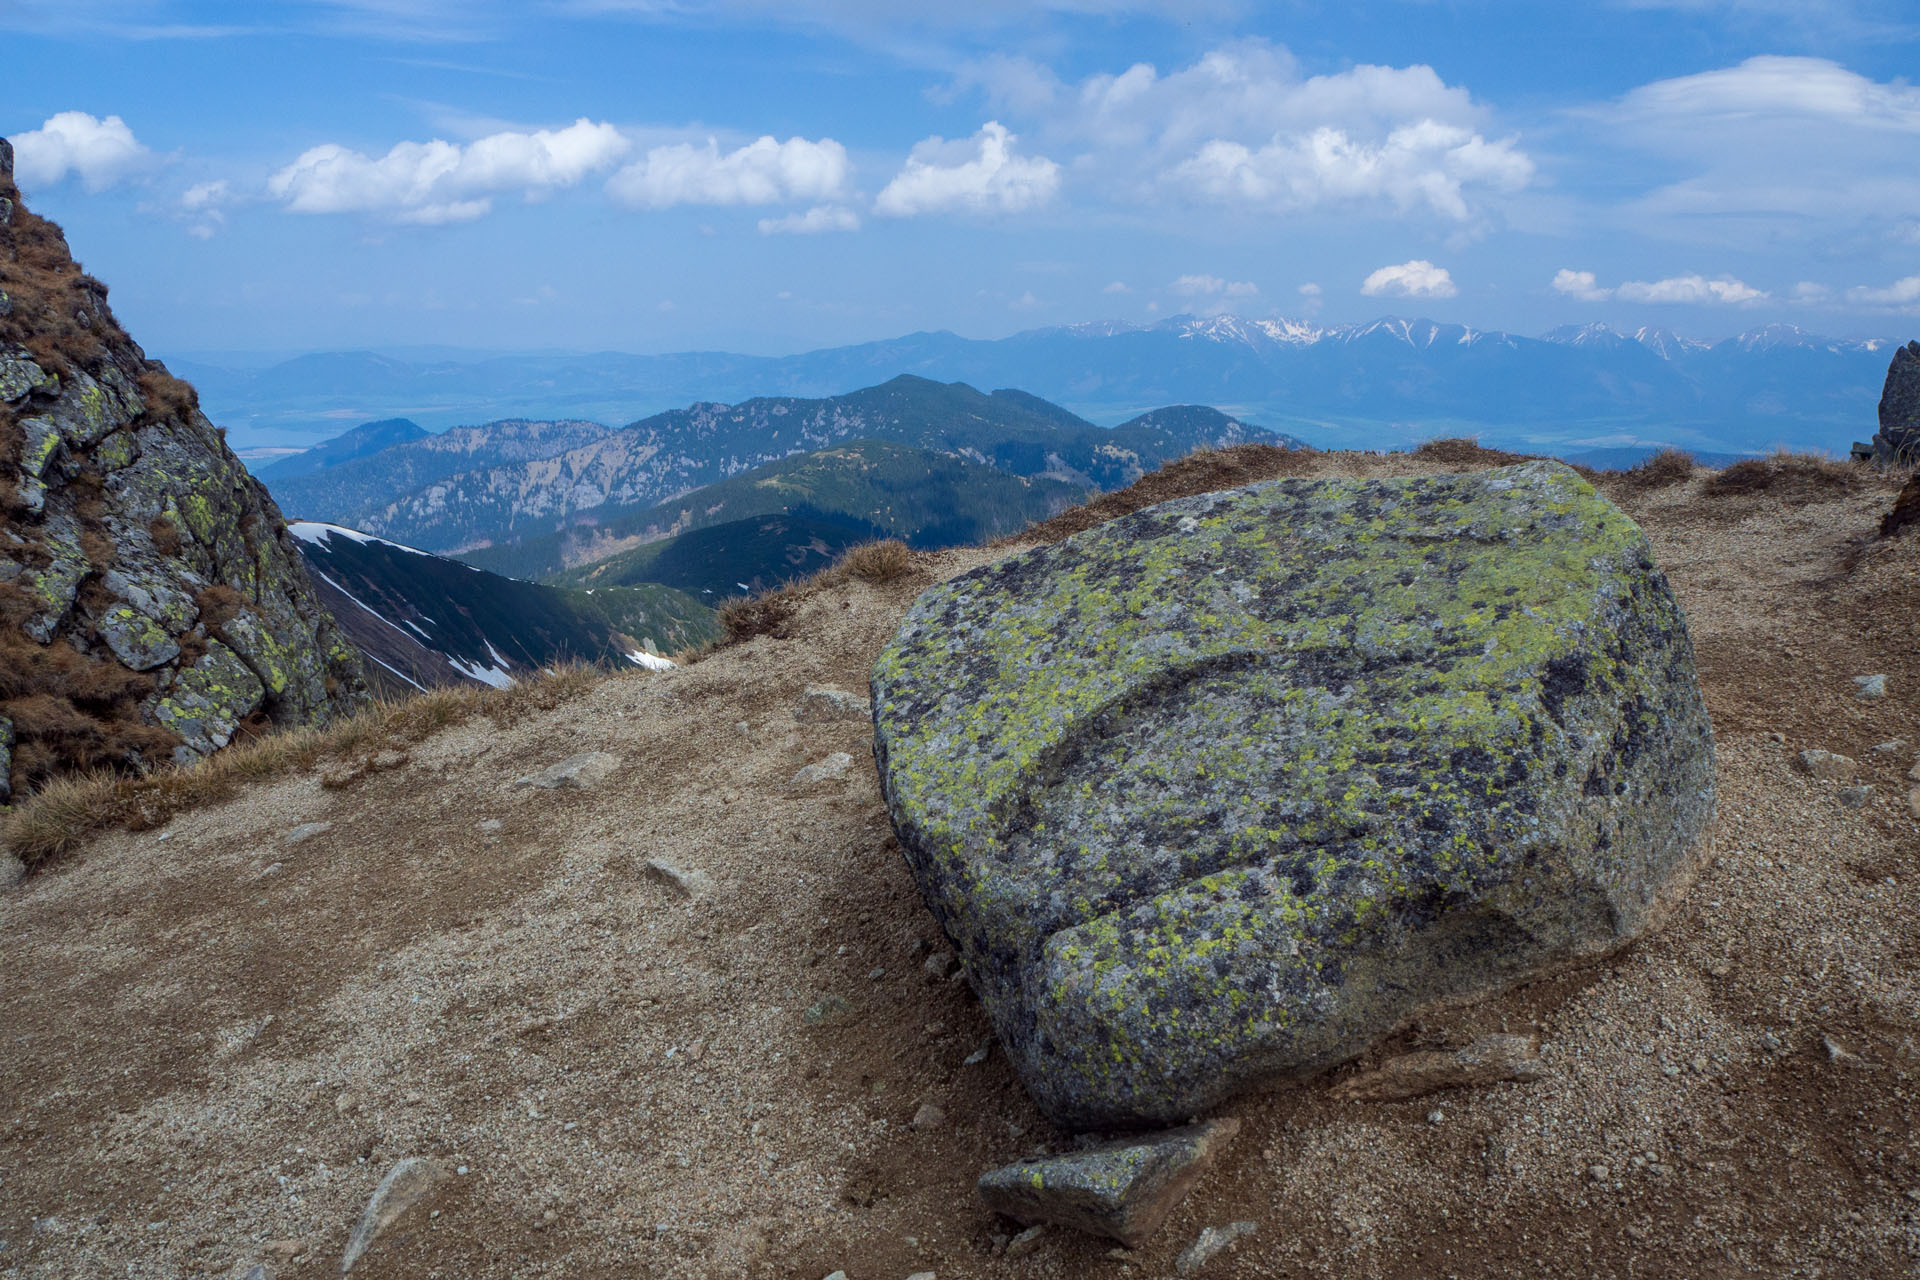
6 0 1920 358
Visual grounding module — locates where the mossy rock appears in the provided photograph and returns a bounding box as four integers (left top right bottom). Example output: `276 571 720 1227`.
871 461 1715 1130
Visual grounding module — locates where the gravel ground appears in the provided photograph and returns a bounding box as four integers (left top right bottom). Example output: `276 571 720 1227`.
1 453 1916 1280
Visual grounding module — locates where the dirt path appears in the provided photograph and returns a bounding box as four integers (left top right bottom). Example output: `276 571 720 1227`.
3 457 1917 1279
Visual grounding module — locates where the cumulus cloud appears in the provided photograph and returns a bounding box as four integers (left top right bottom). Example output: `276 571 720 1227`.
873 122 1060 217
1174 120 1531 221
11 111 154 192
607 135 849 209
1551 269 1613 302
1170 274 1258 297
1846 276 1920 308
1103 280 1131 293
1361 259 1457 299
269 118 628 224
756 204 859 234
1793 281 1833 302
1615 274 1767 304
955 41 1533 222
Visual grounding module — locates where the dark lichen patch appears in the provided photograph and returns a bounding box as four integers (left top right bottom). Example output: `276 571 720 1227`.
872 462 1716 1130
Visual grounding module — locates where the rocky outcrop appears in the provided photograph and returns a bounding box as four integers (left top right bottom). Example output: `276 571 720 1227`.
0 135 365 798
1852 340 1920 464
872 461 1715 1130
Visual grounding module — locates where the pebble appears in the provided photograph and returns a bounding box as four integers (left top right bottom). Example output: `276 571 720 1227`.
340 1157 448 1273
1838 785 1874 809
923 951 957 980
476 818 502 833
910 1101 946 1129
803 995 854 1027
1175 1221 1258 1275
1871 739 1910 757
1793 749 1857 780
906 1272 937 1280
1005 1225 1047 1259
284 821 332 846
0 853 25 888
1854 674 1888 700
512 752 620 790
791 753 854 786
1908 788 1920 819
1589 1164 1611 1182
963 1043 991 1066
1427 1109 1445 1125
642 858 712 900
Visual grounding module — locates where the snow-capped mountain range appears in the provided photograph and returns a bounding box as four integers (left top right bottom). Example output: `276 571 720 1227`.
185 313 1904 457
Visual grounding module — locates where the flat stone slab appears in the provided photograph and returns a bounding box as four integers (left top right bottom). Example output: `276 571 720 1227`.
513 751 620 790
871 462 1715 1130
978 1117 1241 1246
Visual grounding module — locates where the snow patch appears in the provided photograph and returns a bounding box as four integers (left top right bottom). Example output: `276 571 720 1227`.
627 650 676 671
447 658 513 689
288 521 434 558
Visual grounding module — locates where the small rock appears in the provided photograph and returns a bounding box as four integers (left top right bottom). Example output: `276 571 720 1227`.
1909 761 1920 782
1793 748 1857 780
1331 1034 1544 1102
1908 787 1920 819
340 1157 447 1273
260 1239 305 1259
512 752 620 790
821 1273 848 1280
284 821 332 846
922 950 957 981
1838 785 1874 809
791 752 854 786
911 1101 946 1129
1824 1035 1861 1063
1427 1109 1445 1125
642 858 712 900
977 1118 1241 1248
963 1043 991 1066
1175 1221 1257 1275
803 995 854 1027
0 853 25 888
1589 1164 1611 1182
1005 1225 1046 1259
237 1267 268 1280
1854 674 1888 701
906 1272 937 1280
794 686 871 723
1870 739 1910 757
477 818 503 833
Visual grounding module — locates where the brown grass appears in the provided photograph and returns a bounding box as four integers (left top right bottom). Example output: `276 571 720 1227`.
1409 437 1533 469
716 592 799 644
1614 447 1697 490
837 538 915 584
136 368 199 422
148 516 182 557
1702 449 1860 500
0 662 609 870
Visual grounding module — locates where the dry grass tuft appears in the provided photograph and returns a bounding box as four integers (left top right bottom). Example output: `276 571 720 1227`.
1702 449 1860 500
1613 447 1697 491
1410 437 1532 469
0 663 608 871
716 592 799 644
837 538 916 584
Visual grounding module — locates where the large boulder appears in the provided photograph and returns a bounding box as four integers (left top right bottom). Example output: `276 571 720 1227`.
871 462 1715 1130
1855 340 1920 464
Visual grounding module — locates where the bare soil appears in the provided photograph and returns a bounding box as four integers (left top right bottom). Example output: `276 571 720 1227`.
3 452 1918 1280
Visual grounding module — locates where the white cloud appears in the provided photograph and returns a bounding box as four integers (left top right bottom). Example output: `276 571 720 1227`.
1010 290 1045 310
1297 282 1322 297
177 178 233 238
11 111 154 192
1846 276 1920 308
874 122 1059 217
956 41 1533 222
1615 274 1767 304
1552 268 1612 302
1103 280 1131 293
1361 259 1457 299
1600 57 1920 233
1793 281 1833 302
1170 274 1257 297
757 204 860 234
607 135 849 209
269 118 628 224
1174 120 1531 221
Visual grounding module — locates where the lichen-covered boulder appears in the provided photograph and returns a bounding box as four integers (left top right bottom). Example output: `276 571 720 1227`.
871 462 1715 1130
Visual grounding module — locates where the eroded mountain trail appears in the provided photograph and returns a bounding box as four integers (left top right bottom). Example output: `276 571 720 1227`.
3 454 1917 1279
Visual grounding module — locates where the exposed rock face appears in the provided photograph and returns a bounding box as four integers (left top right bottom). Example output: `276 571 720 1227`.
1854 340 1920 464
872 462 1715 1130
0 135 365 797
